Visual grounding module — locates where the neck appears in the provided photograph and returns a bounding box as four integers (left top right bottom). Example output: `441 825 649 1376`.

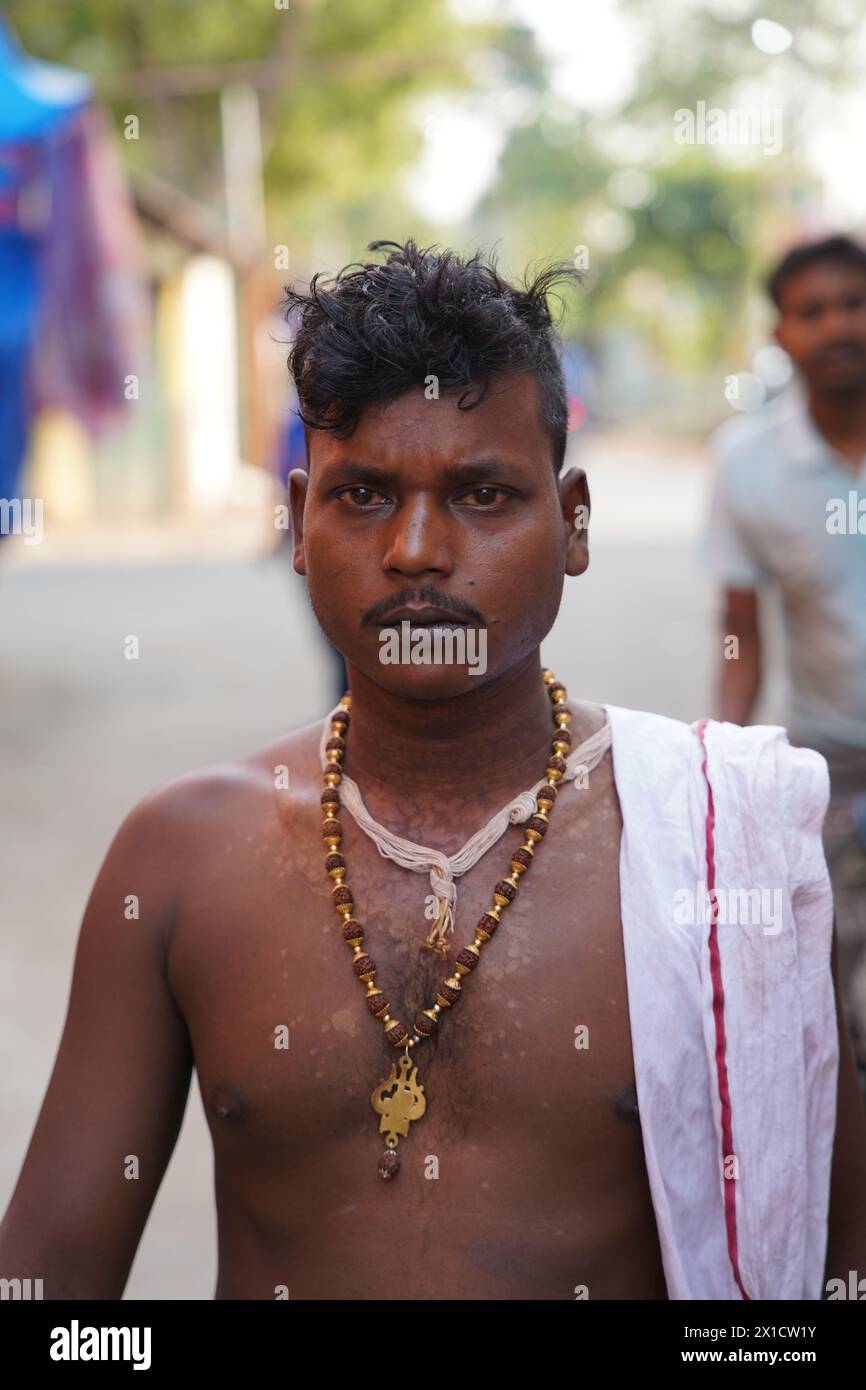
338 655 557 809
808 385 866 459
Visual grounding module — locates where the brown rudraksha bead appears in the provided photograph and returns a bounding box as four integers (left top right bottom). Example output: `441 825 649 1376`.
456 948 479 973
366 992 389 1017
325 735 346 753
536 783 557 803
343 920 363 944
494 879 516 902
553 728 572 747
353 953 375 979
332 885 354 907
476 912 500 937
322 817 341 837
379 1148 400 1179
437 981 461 1007
546 755 567 775
385 1020 408 1045
331 709 349 729
552 702 570 720
321 787 339 806
414 1012 437 1036
325 853 346 873
549 682 567 704
511 846 534 870
526 815 548 837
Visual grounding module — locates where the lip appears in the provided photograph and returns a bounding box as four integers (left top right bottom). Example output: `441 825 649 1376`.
375 605 471 627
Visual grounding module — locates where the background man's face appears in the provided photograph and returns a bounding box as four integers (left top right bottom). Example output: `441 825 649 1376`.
775 260 866 394
291 371 587 698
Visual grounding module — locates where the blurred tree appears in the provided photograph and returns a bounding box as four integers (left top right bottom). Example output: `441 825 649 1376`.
3 0 543 262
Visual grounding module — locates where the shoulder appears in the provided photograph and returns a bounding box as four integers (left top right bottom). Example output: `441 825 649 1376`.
108 717 327 869
605 704 830 834
700 719 829 821
708 390 793 467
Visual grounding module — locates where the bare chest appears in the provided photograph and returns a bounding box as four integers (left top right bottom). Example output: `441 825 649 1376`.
169 758 644 1174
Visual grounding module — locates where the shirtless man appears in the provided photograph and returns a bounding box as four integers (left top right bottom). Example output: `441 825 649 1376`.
2 240 865 1301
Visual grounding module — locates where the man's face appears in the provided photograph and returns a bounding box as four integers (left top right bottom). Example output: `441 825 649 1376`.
775 260 866 395
289 371 588 698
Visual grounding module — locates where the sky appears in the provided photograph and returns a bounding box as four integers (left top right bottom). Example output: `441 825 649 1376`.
405 0 866 228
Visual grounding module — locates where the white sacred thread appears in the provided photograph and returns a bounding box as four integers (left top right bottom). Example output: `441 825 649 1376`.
318 702 612 955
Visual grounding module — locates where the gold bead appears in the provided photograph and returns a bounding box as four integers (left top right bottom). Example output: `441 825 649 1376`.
488 904 502 919
555 710 572 725
445 975 462 991
474 930 490 944
510 859 528 875
323 834 341 848
324 771 342 786
493 891 509 907
328 868 345 882
506 873 520 888
422 1008 439 1025
336 903 354 918
553 742 569 756
525 828 542 844
546 768 563 783
535 807 550 821
542 669 555 685
432 1003 442 1014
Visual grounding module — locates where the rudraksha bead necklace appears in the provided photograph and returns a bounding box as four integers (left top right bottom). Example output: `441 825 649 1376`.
321 668 572 1179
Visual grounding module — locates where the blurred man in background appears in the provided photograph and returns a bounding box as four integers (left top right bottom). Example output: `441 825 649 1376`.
706 235 866 1092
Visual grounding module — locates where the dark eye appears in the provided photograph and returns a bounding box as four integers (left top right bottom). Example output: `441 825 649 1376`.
338 485 389 509
459 486 510 508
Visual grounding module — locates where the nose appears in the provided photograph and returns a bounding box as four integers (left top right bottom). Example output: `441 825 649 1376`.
380 493 454 578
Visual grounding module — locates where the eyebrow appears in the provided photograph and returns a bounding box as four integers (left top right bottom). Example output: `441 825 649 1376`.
322 456 529 487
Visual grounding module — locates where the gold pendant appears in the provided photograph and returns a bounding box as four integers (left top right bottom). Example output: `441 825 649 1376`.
371 1047 426 1178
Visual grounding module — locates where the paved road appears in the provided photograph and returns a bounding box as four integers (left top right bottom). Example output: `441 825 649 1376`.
0 445 785 1298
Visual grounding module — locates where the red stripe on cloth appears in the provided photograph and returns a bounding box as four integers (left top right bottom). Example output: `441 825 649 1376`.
696 718 751 1301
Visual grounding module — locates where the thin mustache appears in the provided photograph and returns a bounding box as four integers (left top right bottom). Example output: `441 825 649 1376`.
362 585 486 626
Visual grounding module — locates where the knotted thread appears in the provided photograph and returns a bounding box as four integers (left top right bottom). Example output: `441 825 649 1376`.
318 702 612 954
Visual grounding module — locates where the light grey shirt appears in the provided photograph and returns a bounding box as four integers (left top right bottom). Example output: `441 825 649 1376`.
705 383 866 750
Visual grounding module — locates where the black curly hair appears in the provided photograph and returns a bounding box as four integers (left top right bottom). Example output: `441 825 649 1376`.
282 239 582 474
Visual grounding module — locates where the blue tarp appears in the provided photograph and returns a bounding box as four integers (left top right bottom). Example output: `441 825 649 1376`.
0 23 90 504
0 25 90 142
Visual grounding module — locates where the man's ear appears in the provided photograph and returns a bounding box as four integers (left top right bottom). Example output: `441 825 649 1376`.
559 466 590 578
288 468 308 576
